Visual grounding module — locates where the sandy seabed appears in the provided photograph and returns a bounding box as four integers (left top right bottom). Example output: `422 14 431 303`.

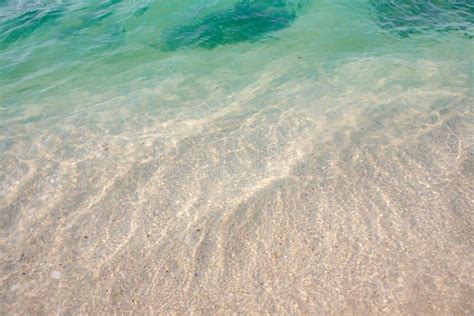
1 57 473 314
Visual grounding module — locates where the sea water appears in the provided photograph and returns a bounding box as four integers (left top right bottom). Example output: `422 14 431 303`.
0 0 473 314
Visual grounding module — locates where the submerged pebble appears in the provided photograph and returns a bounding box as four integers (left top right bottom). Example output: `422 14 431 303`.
51 270 62 280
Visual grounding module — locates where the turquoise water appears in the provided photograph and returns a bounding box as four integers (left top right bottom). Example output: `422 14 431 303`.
0 0 472 124
1 1 473 314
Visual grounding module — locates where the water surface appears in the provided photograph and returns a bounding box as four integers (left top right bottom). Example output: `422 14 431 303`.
1 0 473 314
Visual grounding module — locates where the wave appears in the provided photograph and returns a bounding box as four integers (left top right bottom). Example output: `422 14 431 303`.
156 0 307 51
370 0 474 38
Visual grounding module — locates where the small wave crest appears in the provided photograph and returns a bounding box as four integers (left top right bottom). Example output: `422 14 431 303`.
371 0 474 38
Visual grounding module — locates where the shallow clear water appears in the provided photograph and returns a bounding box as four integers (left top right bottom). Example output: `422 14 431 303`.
1 0 473 314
